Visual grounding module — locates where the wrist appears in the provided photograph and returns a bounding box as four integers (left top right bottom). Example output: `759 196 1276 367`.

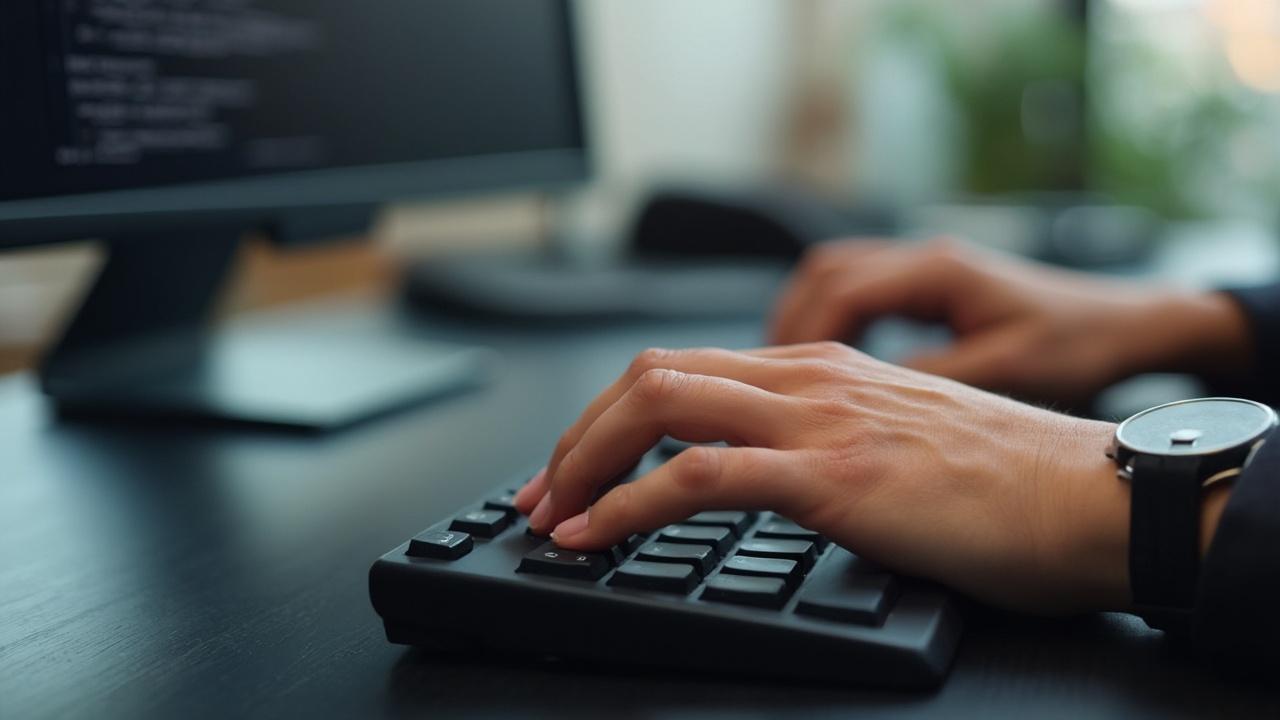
1045 418 1132 612
1122 290 1253 380
1051 417 1238 615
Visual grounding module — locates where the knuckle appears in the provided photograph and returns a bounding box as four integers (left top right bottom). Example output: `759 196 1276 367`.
669 447 724 494
632 368 685 404
925 234 964 255
629 347 673 376
799 242 846 274
798 244 832 269
807 340 851 360
922 236 970 268
795 359 844 383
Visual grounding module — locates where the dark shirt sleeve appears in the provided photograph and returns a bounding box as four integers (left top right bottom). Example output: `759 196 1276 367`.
1218 283 1280 404
1192 429 1280 669
1190 284 1280 667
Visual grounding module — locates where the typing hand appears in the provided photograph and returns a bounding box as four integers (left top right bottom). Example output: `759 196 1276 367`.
514 343 1136 614
768 238 1252 405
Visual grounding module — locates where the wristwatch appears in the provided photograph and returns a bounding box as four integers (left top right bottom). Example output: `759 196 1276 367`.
1108 397 1277 630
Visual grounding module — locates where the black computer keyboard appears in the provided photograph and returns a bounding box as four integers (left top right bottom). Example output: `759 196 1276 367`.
369 445 962 689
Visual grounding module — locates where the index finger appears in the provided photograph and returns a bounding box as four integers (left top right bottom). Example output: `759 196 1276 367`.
549 445 813 550
768 240 890 344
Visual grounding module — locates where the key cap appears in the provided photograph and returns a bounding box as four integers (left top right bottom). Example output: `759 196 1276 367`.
754 520 828 549
483 492 519 516
795 548 899 626
406 529 473 560
608 560 699 594
656 524 734 555
737 538 818 571
517 542 611 581
449 508 511 538
622 534 648 553
721 554 801 586
634 542 717 575
683 511 752 537
700 573 790 609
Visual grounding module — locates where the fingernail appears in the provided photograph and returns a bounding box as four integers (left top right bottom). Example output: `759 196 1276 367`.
529 493 553 530
551 510 589 540
514 467 546 507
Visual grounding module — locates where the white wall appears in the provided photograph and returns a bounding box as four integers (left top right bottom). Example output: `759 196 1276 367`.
579 0 793 183
554 0 797 255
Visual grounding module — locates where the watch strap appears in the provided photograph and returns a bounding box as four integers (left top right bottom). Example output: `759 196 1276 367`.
1128 453 1202 620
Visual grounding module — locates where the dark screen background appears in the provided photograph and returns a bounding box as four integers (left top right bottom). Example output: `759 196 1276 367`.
0 0 583 202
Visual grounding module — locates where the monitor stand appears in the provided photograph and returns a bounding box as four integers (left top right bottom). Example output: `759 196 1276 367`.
38 230 490 432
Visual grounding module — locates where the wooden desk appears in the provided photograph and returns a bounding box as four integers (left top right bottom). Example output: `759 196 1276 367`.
1 300 1277 719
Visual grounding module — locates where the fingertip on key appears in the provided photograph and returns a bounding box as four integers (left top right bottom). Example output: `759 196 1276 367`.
550 510 589 543
528 492 554 532
514 467 548 513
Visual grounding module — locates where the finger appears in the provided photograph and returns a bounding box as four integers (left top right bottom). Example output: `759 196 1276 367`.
769 241 890 344
531 370 805 533
525 344 854 516
902 326 1027 388
534 347 807 510
513 467 548 515
782 254 956 344
550 446 811 551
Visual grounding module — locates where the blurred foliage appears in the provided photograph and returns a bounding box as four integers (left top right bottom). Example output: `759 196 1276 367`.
876 2 1088 195
1086 1 1280 220
858 0 1280 220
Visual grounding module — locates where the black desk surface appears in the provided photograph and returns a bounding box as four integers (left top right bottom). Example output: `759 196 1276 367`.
2 300 1277 719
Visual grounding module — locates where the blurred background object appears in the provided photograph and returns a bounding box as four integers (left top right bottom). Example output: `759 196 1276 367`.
380 0 1280 267
1091 0 1280 221
4 0 1279 373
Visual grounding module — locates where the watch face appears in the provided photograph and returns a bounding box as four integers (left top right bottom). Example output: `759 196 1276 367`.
1116 398 1278 456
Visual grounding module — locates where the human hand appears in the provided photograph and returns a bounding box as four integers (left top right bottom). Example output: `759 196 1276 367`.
768 238 1253 405
514 342 1137 614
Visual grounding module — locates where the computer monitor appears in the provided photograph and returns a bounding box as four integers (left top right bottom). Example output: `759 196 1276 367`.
0 0 589 430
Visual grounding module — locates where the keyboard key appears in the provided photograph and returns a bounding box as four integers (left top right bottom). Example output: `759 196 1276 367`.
406 529 473 560
622 534 648 553
609 560 699 594
526 525 551 540
656 524 734 555
738 538 818 571
701 573 790 609
755 520 828 549
483 492 519 516
635 542 717 575
683 511 752 537
517 542 612 581
450 508 511 538
795 548 899 626
722 554 801 586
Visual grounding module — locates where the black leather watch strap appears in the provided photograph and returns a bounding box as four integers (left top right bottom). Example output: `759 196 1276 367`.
1128 453 1202 621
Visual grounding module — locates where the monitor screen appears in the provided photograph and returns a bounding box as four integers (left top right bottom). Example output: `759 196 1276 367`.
0 0 586 234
